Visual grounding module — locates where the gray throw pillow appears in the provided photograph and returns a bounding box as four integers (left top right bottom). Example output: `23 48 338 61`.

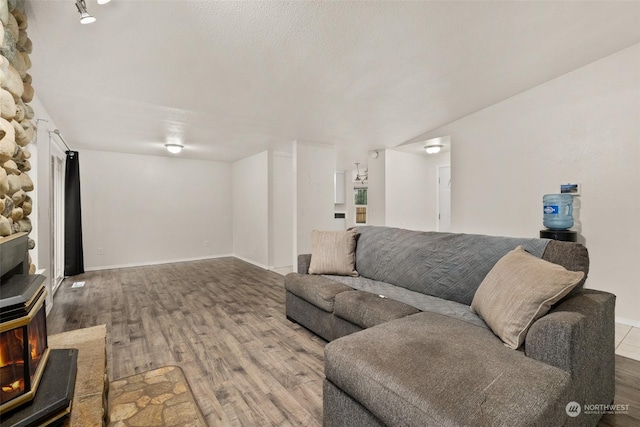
470 246 584 349
308 229 358 277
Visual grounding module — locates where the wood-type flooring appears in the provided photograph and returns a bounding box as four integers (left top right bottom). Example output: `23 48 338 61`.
47 257 640 426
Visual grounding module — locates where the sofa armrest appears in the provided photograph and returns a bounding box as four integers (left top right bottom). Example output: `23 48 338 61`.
298 254 312 274
525 289 615 411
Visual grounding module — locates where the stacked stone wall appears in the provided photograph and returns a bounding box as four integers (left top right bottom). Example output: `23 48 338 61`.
0 0 36 272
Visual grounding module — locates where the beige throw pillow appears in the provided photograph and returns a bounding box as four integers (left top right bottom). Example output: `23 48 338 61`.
470 246 584 349
308 229 359 277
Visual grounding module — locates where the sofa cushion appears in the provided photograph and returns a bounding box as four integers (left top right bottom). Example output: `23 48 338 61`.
334 291 420 329
325 312 572 427
324 275 487 328
286 292 362 341
284 273 353 312
353 226 549 305
471 246 584 349
308 229 358 277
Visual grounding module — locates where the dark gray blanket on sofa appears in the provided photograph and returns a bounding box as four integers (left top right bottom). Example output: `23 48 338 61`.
323 274 488 328
354 226 550 305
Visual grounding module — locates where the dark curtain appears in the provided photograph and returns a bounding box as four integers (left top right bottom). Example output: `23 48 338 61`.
64 151 84 276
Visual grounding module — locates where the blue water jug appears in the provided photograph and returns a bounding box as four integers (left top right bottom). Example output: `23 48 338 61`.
543 194 574 230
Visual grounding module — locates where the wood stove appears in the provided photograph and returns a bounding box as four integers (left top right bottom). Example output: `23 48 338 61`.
0 233 49 415
0 232 78 426
0 289 49 412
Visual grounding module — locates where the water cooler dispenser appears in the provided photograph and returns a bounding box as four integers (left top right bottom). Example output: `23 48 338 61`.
540 193 577 242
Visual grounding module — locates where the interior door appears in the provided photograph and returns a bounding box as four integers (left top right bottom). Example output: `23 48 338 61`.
51 144 66 292
438 165 451 232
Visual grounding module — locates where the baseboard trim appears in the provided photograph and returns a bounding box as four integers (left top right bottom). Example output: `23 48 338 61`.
231 255 270 270
84 255 288 273
269 266 294 276
84 254 235 272
231 258 293 275
615 317 640 328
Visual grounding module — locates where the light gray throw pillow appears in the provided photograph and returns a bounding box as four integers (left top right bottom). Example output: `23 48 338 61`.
471 246 584 349
308 229 358 277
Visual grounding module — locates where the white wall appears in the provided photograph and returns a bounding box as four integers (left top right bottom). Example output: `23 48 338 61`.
81 150 233 269
269 152 293 269
384 150 450 231
232 151 269 267
419 44 640 324
233 150 294 270
367 150 386 226
293 141 335 268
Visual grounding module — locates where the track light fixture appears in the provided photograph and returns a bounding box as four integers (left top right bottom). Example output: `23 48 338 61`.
76 0 96 24
76 0 110 24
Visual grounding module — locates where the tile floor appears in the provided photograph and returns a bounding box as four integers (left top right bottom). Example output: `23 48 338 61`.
615 323 640 361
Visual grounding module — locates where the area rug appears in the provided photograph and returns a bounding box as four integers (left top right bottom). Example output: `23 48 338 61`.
108 366 206 427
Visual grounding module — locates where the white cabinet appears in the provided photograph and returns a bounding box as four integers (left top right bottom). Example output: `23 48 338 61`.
334 171 345 204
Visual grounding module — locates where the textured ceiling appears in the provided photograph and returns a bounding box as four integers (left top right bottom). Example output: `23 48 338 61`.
25 1 640 167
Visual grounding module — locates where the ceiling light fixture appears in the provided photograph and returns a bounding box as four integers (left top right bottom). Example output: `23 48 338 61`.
424 144 443 155
76 0 96 24
97 0 112 4
165 143 184 154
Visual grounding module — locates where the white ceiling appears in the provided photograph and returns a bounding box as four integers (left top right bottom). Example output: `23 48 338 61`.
25 1 640 168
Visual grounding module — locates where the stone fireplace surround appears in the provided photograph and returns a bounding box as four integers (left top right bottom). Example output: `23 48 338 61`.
0 0 38 272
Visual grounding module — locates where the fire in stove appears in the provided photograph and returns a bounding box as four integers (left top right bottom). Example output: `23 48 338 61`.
0 330 26 395
0 296 50 412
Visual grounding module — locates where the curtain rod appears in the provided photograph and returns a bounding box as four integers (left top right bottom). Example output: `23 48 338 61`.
50 129 72 152
37 118 73 152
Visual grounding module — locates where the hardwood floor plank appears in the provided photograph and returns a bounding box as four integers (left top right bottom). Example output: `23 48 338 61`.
47 257 639 426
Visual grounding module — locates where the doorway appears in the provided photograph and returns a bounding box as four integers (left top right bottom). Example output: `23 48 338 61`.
50 142 66 292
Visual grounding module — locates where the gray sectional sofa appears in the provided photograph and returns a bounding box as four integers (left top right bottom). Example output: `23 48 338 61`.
284 226 615 427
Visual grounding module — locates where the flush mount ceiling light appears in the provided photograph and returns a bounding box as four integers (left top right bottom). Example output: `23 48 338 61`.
97 0 112 4
76 0 96 24
424 144 444 155
165 143 184 154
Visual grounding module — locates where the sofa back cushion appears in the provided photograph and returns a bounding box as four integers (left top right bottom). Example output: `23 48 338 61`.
354 226 552 305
